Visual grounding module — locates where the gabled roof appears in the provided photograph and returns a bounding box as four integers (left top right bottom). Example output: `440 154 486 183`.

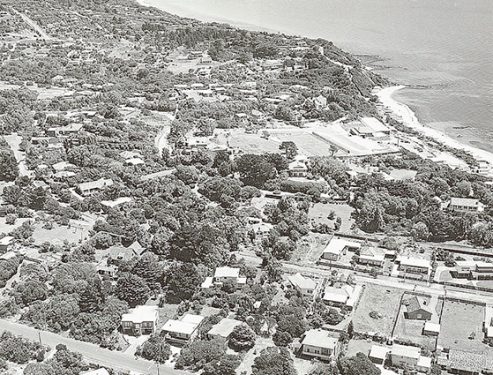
207 318 244 338
391 344 420 359
287 273 316 290
121 306 157 324
214 266 240 279
404 296 431 314
450 197 480 207
323 238 361 256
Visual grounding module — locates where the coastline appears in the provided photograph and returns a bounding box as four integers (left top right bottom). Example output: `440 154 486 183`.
135 0 493 170
377 86 493 166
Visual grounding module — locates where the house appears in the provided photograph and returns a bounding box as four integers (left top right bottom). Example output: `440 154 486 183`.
207 318 244 340
107 246 139 262
161 314 204 343
78 178 113 196
423 322 440 336
348 117 391 140
454 261 493 280
128 241 147 257
287 273 317 297
369 345 390 365
121 306 159 336
357 252 385 267
398 257 431 275
300 329 338 361
403 295 432 320
96 261 117 279
81 369 110 375
314 95 327 110
484 306 493 339
0 236 14 253
52 161 76 172
213 266 246 286
448 197 484 212
322 284 362 310
124 157 144 166
288 160 308 177
322 238 361 261
390 344 421 368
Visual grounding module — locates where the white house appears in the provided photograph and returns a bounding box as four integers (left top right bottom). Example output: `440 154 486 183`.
369 345 390 365
0 236 14 253
287 273 317 297
448 197 484 212
161 314 204 343
78 178 113 196
207 318 244 340
322 238 361 261
81 369 110 375
322 284 362 310
121 306 159 336
288 160 308 177
300 329 338 361
398 256 431 274
213 266 246 286
390 344 420 368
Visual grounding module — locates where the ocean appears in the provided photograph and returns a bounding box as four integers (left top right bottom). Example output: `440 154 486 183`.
139 0 493 153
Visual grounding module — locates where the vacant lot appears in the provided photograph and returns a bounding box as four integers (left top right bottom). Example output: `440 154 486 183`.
352 285 402 337
32 223 89 246
438 300 486 352
308 202 355 232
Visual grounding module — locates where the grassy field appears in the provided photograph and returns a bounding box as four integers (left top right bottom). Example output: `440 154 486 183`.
438 300 487 352
31 223 89 246
352 284 403 337
308 202 355 232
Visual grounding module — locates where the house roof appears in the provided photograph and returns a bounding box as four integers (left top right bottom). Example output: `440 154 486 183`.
78 178 113 192
322 285 358 304
404 295 431 314
214 266 240 279
128 241 146 255
369 345 390 360
417 356 432 369
181 314 205 325
391 344 420 359
52 161 75 171
161 320 198 335
424 322 440 333
398 256 431 269
0 236 14 245
207 318 244 338
121 306 157 324
201 276 214 289
301 329 338 349
287 273 316 290
450 197 480 207
323 238 361 256
81 369 110 375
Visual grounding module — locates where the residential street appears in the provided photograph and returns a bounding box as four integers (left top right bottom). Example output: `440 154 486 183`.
0 319 189 375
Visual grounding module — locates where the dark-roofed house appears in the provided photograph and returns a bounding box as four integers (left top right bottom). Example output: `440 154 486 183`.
403 296 432 321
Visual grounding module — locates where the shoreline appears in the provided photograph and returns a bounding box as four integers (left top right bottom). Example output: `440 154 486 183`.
135 0 493 171
377 86 493 166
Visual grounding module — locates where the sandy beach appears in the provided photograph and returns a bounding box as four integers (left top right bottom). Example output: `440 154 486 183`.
377 86 493 166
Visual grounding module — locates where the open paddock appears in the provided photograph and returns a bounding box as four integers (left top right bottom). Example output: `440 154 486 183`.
438 300 486 352
352 284 402 337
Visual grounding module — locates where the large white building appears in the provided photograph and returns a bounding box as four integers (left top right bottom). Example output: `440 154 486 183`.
121 306 159 336
300 329 338 361
287 273 317 297
322 238 361 261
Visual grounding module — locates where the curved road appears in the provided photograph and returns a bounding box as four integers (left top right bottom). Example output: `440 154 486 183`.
0 319 189 375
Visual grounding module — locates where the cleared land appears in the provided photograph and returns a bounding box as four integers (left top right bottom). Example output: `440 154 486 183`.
352 284 402 337
438 300 486 352
308 202 355 232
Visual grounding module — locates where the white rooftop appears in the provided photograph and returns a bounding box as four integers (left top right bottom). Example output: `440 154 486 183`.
301 329 338 349
417 356 432 369
323 238 361 256
81 370 110 375
207 318 244 338
161 320 198 336
201 276 214 289
0 236 14 245
369 345 390 360
391 344 420 359
214 266 240 279
121 306 157 324
181 314 205 325
287 273 316 290
424 322 440 333
398 256 431 269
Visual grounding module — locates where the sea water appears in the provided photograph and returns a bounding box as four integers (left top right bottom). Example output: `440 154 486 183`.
140 0 493 152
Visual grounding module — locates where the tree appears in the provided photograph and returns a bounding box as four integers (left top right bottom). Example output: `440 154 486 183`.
175 338 226 370
0 149 19 181
164 263 202 303
325 308 344 325
236 154 276 188
228 324 256 351
279 141 298 159
136 335 171 363
202 354 240 375
116 273 150 307
14 279 48 306
252 347 296 375
338 352 380 375
273 330 292 347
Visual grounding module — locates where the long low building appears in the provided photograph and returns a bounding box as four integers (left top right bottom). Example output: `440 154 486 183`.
322 238 361 261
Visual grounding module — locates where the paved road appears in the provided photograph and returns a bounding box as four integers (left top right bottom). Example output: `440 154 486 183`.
238 252 493 305
0 319 188 375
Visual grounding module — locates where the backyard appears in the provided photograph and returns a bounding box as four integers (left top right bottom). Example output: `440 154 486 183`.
352 284 402 337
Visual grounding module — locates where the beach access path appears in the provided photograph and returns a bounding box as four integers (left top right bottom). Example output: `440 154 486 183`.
0 319 190 375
